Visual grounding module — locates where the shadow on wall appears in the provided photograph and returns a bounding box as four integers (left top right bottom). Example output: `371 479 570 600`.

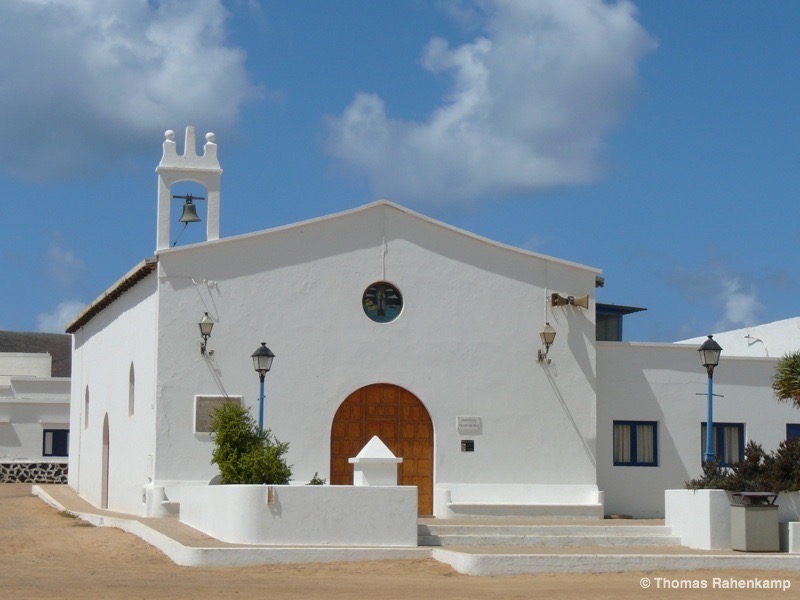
0 424 22 449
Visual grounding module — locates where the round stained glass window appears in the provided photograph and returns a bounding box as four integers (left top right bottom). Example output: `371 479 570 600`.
362 282 403 323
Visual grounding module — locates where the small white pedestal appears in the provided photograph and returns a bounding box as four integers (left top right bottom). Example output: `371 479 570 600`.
349 436 402 486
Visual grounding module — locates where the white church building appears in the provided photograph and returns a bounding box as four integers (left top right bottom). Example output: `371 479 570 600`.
65 128 800 520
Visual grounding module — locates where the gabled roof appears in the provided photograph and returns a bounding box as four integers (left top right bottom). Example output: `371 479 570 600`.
65 200 600 333
162 200 602 275
66 258 157 334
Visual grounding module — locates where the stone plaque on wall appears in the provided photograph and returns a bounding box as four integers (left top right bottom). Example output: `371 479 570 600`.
195 395 242 434
457 416 482 435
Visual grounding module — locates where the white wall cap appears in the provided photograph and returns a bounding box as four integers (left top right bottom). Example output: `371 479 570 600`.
348 435 403 464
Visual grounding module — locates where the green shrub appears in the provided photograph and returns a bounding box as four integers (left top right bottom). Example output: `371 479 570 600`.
307 472 326 485
728 441 770 492
686 459 735 491
765 438 800 492
686 439 800 493
209 401 292 485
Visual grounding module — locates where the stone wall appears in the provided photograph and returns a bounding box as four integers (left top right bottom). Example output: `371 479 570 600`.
0 462 68 483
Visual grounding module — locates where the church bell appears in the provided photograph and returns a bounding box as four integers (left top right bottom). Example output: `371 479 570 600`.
178 197 202 224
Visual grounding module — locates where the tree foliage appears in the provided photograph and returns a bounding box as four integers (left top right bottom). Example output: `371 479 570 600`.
772 351 800 409
209 401 292 485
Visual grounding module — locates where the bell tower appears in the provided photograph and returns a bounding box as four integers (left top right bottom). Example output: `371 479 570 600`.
155 127 223 251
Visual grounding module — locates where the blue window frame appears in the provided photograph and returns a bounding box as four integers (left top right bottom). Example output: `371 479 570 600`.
700 422 744 466
43 429 69 457
787 424 800 440
613 421 658 466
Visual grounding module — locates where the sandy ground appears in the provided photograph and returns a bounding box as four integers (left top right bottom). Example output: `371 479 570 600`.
1 484 798 599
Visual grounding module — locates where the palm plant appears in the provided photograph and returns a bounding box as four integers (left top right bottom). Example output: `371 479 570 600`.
772 351 800 409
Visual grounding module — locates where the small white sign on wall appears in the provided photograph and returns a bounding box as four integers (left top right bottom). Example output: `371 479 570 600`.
457 416 482 435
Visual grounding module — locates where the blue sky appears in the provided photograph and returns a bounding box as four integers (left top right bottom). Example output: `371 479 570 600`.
1 0 799 342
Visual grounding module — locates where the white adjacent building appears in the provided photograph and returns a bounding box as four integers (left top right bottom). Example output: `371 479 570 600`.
0 332 71 482
65 128 800 519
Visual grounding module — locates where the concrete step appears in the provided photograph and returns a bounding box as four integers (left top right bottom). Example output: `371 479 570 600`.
417 524 681 548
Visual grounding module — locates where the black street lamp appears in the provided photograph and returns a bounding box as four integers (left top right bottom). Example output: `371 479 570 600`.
699 335 722 463
251 342 275 436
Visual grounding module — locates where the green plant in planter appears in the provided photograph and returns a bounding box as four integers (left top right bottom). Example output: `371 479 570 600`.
764 437 800 492
686 439 800 493
686 458 734 491
728 441 770 492
209 401 292 485
307 472 326 485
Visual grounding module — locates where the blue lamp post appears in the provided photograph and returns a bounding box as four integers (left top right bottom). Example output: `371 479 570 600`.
251 343 275 437
698 335 722 463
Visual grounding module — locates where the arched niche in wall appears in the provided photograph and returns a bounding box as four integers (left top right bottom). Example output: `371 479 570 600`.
84 386 90 429
128 363 135 417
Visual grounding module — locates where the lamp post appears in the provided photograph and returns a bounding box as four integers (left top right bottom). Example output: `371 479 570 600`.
698 335 722 463
251 343 275 436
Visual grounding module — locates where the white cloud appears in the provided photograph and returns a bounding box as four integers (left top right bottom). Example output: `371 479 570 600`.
45 232 87 287
670 263 765 332
36 300 86 333
716 277 764 330
0 0 260 179
325 0 656 205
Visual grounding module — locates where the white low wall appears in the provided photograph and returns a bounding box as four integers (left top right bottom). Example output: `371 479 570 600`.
780 522 800 553
778 492 800 523
435 483 604 519
666 490 800 551
665 489 732 550
179 484 418 547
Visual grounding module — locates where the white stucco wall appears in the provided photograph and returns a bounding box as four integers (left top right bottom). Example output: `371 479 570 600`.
150 203 600 510
69 272 158 515
597 341 800 518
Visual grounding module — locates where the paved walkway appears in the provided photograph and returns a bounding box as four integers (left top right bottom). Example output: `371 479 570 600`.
31 484 800 575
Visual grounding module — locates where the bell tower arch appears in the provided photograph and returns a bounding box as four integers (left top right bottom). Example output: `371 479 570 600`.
155 126 223 251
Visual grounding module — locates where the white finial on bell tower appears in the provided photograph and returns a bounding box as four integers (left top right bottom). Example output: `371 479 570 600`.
155 126 223 251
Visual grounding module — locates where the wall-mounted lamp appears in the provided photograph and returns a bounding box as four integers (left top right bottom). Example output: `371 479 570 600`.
199 312 214 356
551 293 589 309
537 322 557 363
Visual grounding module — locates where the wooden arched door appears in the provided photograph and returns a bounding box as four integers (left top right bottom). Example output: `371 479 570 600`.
330 384 434 515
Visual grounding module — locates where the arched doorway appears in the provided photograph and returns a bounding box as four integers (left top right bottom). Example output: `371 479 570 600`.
101 414 110 509
330 384 433 515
